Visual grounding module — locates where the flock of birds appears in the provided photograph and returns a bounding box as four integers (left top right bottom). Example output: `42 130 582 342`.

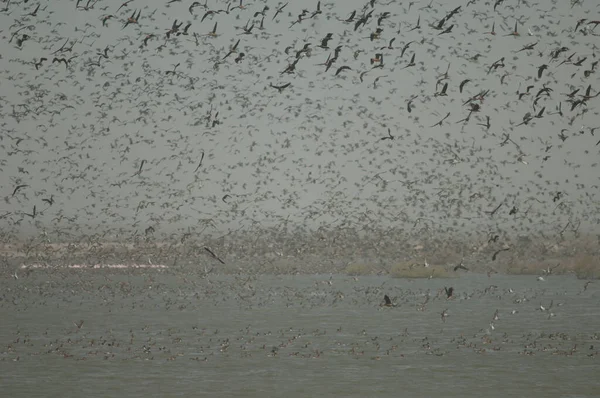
2 272 598 368
0 0 599 268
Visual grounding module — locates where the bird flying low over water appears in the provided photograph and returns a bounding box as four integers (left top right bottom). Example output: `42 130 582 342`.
382 294 395 307
444 287 454 298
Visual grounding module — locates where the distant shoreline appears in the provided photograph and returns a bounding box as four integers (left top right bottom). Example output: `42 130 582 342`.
1 235 598 279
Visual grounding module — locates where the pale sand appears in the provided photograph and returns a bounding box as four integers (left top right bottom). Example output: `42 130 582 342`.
19 263 169 269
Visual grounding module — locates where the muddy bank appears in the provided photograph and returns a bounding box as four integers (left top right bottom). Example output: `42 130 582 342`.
1 229 598 278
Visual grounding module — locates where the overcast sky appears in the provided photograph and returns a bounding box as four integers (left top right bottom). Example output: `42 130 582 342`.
0 0 598 241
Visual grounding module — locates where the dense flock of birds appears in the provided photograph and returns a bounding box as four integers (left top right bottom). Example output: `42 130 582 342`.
2 273 599 366
0 0 599 261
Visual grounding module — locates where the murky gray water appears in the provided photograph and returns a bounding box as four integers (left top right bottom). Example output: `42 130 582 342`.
1 270 599 397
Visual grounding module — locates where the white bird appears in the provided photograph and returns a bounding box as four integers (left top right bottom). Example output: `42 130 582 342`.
441 309 448 323
539 300 553 312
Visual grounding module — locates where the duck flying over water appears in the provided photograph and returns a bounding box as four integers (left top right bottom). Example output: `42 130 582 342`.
444 286 454 298
382 294 394 307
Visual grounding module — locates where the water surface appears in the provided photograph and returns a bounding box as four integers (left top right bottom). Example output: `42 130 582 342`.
1 271 599 397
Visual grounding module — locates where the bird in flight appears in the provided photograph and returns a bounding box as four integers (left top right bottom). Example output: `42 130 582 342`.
382 294 395 307
380 128 394 141
122 9 141 29
453 262 469 271
444 286 454 298
12 184 28 197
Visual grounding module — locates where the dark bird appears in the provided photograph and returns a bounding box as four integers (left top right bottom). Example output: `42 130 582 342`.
403 53 416 69
335 65 351 76
24 205 36 219
101 15 115 27
408 15 420 32
515 41 538 53
380 128 394 141
492 248 510 261
207 22 218 37
430 112 451 127
377 12 390 26
165 63 180 75
281 58 299 74
477 115 491 130
253 5 269 18
194 151 204 172
407 98 415 113
270 82 291 93
485 203 503 217
42 195 54 206
116 0 135 13
318 33 333 49
446 6 461 19
25 4 40 17
339 10 356 23
238 20 255 35
382 294 394 307
177 22 192 36
189 1 206 15
204 247 225 264
537 64 548 79
383 37 396 50
453 262 469 272
222 39 240 60
444 287 454 298
52 57 72 69
132 160 146 177
438 24 454 35
166 19 183 39
400 41 414 57
459 79 470 93
201 10 216 22
272 2 288 21
311 1 322 18
505 20 519 37
231 0 246 11
488 234 500 243
558 130 568 142
553 192 562 202
12 184 28 197
435 82 448 97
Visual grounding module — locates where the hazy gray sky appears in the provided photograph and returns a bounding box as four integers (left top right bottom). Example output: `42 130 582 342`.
0 0 598 241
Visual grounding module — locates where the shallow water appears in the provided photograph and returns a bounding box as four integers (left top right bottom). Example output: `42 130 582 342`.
1 271 599 397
